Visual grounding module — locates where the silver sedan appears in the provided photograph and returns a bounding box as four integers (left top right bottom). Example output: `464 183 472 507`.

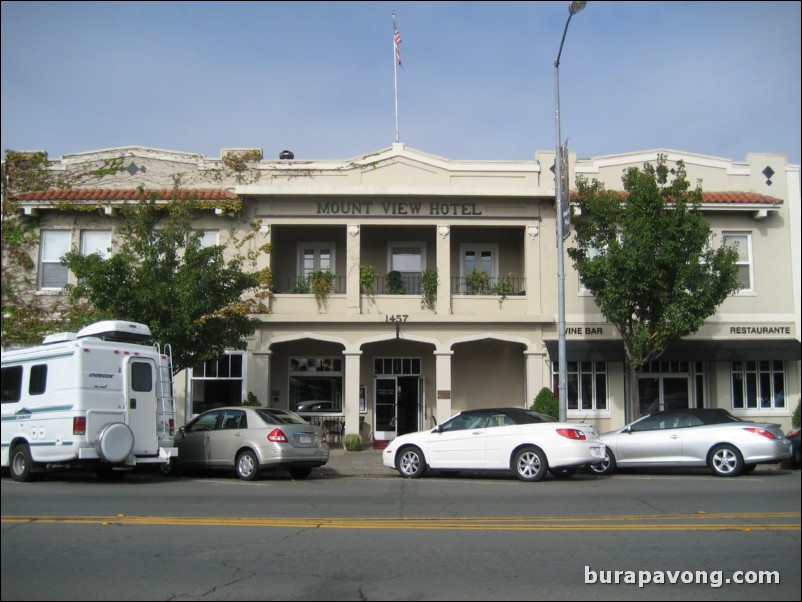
590 409 792 477
174 407 329 480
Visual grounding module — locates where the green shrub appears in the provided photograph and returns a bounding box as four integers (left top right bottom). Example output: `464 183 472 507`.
793 401 801 428
343 433 363 452
531 387 559 420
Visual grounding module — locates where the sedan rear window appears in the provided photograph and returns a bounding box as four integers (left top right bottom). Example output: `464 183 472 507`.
256 409 309 425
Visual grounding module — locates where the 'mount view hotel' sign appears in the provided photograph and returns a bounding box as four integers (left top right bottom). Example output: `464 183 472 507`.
256 198 539 220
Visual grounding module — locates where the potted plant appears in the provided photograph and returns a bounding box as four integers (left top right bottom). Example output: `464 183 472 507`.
464 267 490 295
360 264 377 295
385 270 406 294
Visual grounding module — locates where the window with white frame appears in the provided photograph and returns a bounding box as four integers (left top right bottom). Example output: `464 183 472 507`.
189 352 246 416
39 230 71 289
460 244 497 294
552 361 608 411
388 243 425 294
289 357 343 414
722 233 753 292
299 243 334 278
193 230 219 248
80 230 112 259
731 360 785 410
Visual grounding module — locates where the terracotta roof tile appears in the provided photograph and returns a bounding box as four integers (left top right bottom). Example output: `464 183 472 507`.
570 190 782 205
10 188 238 202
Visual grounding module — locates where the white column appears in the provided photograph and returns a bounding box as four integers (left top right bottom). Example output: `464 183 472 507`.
344 351 362 436
434 350 454 423
525 224 541 315
436 225 451 314
346 224 361 314
252 350 272 408
525 349 546 408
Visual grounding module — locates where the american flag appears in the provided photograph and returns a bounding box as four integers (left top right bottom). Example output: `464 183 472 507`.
394 26 402 66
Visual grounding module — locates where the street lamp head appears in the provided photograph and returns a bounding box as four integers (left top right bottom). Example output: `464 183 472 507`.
569 1 587 16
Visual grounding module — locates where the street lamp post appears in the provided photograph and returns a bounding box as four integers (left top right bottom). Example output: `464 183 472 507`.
554 1 586 422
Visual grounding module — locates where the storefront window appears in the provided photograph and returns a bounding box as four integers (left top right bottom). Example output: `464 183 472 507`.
732 360 785 409
189 353 245 415
289 357 343 414
553 362 608 411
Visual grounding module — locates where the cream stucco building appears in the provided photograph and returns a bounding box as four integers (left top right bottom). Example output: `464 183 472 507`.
9 144 801 441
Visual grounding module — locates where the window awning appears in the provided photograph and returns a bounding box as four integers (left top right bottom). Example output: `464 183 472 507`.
544 338 801 363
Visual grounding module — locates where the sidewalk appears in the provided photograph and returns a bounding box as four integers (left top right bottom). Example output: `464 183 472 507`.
319 446 391 478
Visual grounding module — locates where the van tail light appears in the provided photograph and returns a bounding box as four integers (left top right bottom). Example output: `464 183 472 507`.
556 428 586 440
744 427 776 439
322 430 327 444
268 428 288 443
73 417 87 435
168 419 176 436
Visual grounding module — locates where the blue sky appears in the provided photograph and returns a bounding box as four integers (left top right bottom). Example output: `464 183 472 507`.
2 1 800 166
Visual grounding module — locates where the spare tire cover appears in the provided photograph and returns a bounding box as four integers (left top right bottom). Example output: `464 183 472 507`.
96 423 135 463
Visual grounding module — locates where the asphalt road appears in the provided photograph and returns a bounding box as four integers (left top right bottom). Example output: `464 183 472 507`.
2 467 800 601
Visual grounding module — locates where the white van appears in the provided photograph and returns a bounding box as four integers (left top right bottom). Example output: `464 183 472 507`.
1 321 177 481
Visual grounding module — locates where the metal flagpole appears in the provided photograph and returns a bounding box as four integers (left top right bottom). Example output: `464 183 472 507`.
393 10 401 143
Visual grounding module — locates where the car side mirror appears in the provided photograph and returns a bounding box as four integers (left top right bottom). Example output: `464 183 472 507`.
433 425 444 434
624 426 633 434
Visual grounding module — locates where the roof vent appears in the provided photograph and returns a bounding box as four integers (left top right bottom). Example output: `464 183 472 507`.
280 150 294 160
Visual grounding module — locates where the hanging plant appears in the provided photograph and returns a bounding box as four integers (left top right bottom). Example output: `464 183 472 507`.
360 264 378 295
420 267 438 311
309 270 335 310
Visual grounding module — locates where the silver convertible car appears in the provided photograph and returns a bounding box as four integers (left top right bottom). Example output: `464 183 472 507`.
590 409 792 477
383 407 605 481
174 407 329 480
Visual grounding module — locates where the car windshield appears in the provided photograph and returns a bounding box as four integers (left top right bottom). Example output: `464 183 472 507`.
256 408 309 425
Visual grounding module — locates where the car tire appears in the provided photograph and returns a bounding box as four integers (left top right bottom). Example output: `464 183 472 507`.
513 447 548 482
10 443 37 483
396 446 427 478
289 466 312 479
589 447 617 476
708 444 743 477
235 450 259 481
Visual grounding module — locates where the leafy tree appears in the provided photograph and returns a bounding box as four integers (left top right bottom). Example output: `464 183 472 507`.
531 387 559 420
62 190 260 372
568 155 740 420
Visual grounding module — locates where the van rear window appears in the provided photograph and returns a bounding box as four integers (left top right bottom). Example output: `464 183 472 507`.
1 366 23 403
29 365 48 396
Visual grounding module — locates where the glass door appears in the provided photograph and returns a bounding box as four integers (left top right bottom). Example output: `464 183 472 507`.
638 376 690 416
375 378 398 441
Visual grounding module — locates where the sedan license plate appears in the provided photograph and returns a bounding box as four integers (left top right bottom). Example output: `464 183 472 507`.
591 446 604 458
298 434 313 445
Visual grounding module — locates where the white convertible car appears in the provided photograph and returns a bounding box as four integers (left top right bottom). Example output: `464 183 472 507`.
382 407 605 481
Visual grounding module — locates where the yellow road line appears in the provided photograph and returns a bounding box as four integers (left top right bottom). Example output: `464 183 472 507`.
2 512 799 531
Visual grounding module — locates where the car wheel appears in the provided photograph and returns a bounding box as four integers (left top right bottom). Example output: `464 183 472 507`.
708 444 743 477
10 444 37 482
289 466 312 479
589 447 616 476
513 447 548 482
235 450 259 481
396 446 427 478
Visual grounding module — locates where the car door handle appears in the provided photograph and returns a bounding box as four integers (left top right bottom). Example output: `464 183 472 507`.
670 434 680 439
472 431 484 435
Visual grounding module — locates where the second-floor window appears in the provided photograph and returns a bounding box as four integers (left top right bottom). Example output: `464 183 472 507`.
39 230 71 289
722 232 753 292
80 230 111 259
299 243 334 278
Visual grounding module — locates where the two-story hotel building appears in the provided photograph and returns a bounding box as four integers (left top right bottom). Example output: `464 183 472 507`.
9 143 801 441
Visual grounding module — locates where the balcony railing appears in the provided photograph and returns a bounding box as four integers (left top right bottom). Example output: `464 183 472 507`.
451 275 526 296
273 275 346 294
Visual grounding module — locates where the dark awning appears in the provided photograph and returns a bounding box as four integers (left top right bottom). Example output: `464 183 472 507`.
544 338 801 362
